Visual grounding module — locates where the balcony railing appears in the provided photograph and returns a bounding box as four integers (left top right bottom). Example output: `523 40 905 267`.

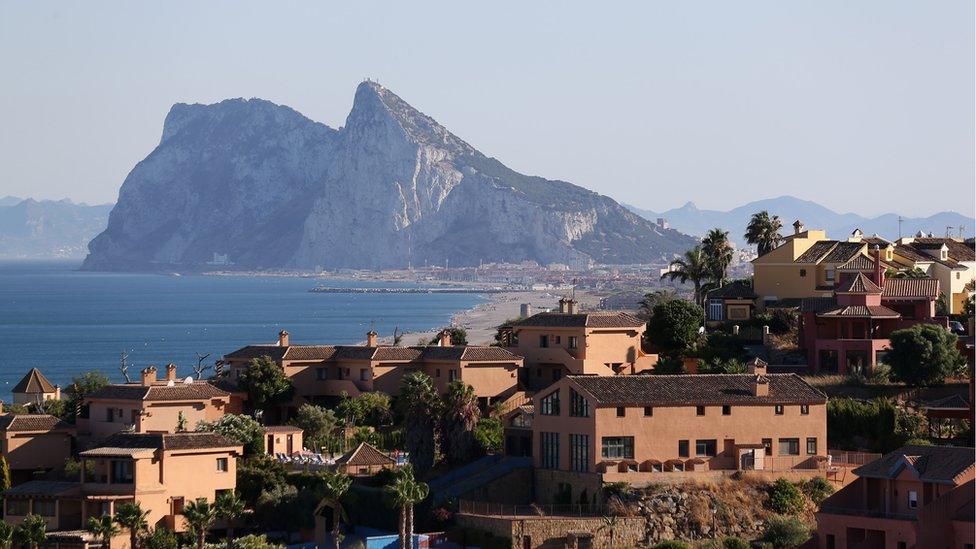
818 505 916 521
458 500 605 517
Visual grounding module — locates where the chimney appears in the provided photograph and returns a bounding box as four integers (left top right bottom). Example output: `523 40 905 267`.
871 245 884 288
566 299 578 314
439 329 452 347
366 330 378 347
752 374 769 397
793 219 804 235
278 330 290 347
140 366 157 386
558 298 568 313
747 357 768 376
165 363 178 382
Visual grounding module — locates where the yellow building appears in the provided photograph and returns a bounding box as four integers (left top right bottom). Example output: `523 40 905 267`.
889 236 975 314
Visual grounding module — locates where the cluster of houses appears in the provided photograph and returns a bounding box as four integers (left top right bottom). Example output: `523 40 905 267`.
0 223 972 549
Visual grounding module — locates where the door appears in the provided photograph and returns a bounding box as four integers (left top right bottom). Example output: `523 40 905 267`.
267 434 275 455
286 434 294 455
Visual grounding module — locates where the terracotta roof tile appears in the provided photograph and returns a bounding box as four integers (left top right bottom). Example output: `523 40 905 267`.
88 432 240 452
224 345 287 361
0 414 72 432
801 297 838 313
335 442 395 466
283 346 337 361
88 381 229 402
372 347 423 361
513 311 644 328
818 305 901 318
882 278 940 299
707 281 756 300
567 374 826 406
822 242 866 264
12 368 57 395
837 273 883 294
795 241 840 263
852 445 974 484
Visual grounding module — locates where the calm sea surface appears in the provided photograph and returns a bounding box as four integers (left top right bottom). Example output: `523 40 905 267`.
0 261 484 400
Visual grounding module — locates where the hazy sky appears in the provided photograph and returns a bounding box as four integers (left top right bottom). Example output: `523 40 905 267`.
0 1 973 217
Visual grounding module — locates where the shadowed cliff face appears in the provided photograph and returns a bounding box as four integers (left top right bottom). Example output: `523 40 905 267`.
83 82 695 271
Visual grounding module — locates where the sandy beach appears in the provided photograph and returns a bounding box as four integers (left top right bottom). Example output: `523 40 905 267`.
377 290 601 346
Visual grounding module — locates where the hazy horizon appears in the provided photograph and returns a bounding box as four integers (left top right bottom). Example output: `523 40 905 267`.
1 1 973 218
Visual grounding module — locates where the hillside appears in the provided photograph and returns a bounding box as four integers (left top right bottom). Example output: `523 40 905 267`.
0 198 112 259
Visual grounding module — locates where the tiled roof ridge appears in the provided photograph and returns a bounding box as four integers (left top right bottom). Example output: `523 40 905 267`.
12 368 57 394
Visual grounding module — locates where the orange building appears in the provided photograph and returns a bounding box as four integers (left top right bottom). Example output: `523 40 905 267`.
497 299 656 391
530 360 827 480
816 444 975 549
77 365 235 441
2 432 242 548
264 425 303 456
0 413 74 484
223 330 522 409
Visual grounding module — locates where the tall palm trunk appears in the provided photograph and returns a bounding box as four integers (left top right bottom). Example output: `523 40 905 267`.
407 503 414 549
225 527 235 549
398 506 407 549
332 507 341 549
196 531 205 549
130 530 138 549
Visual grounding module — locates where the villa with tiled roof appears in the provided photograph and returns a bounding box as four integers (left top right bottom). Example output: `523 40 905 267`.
0 410 74 483
76 364 239 442
334 441 397 476
496 298 657 390
11 368 60 406
223 329 523 410
530 359 827 481
887 235 976 314
799 250 947 374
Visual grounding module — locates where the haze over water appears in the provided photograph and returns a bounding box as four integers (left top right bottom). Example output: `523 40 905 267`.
0 261 484 400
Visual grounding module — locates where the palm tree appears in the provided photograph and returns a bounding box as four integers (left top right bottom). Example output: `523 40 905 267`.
215 492 246 549
744 211 783 255
314 471 352 549
888 267 927 279
13 514 46 549
661 246 712 306
87 515 120 549
182 498 217 549
0 521 13 549
602 516 619 548
439 381 481 465
383 467 429 549
702 228 734 285
114 502 149 549
398 372 442 473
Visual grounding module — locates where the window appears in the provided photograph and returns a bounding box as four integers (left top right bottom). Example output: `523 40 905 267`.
696 406 705 416
569 388 589 417
540 432 559 469
806 438 818 455
695 439 717 457
539 390 560 416
678 440 689 458
216 458 229 472
644 406 653 417
539 335 549 348
316 368 327 380
449 369 459 382
616 406 625 417
774 405 784 415
33 500 56 517
435 369 441 378
536 368 542 377
111 460 134 483
778 438 800 456
708 300 723 321
907 491 918 509
568 336 578 349
799 268 807 277
722 405 731 416
826 535 835 549
171 497 185 515
106 407 114 422
601 437 634 460
554 336 561 344
569 434 589 472
552 369 562 381
6 500 28 515
762 438 772 456
825 268 835 282
360 369 368 381
800 405 809 415
897 543 906 549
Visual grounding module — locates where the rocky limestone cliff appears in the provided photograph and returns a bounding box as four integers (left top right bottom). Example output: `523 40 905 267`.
83 82 694 271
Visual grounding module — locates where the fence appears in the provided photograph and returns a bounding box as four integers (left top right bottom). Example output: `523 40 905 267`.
458 500 605 517
827 450 882 467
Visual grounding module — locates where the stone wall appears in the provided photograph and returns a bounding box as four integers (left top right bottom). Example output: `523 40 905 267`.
461 467 534 505
457 513 646 549
534 469 603 505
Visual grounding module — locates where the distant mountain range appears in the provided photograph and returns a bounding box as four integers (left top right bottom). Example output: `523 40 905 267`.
81 82 695 271
0 197 113 259
626 196 976 249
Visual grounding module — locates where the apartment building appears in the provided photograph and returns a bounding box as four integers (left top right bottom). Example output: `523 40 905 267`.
816 444 974 549
223 330 522 408
2 432 242 548
0 411 74 484
497 299 656 390
889 236 976 314
530 360 827 481
799 251 945 374
77 365 236 441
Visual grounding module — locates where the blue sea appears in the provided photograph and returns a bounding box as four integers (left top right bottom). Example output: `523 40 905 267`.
0 261 485 400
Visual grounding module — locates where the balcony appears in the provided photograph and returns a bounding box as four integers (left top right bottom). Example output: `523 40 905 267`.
818 504 916 522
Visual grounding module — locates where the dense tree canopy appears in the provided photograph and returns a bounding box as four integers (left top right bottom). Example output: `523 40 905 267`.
290 404 339 452
197 414 265 455
398 373 441 474
647 299 703 354
887 324 966 387
744 211 783 256
239 356 294 414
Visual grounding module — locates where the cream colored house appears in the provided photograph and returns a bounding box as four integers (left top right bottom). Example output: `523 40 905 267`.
889 236 975 314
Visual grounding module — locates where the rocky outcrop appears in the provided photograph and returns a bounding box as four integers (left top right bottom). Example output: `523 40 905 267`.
0 198 112 259
83 82 694 271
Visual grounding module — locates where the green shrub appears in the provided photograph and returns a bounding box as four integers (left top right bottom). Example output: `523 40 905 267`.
767 478 804 515
827 398 902 452
802 477 835 505
654 355 686 375
722 537 750 549
761 515 810 549
887 324 966 387
653 541 690 549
